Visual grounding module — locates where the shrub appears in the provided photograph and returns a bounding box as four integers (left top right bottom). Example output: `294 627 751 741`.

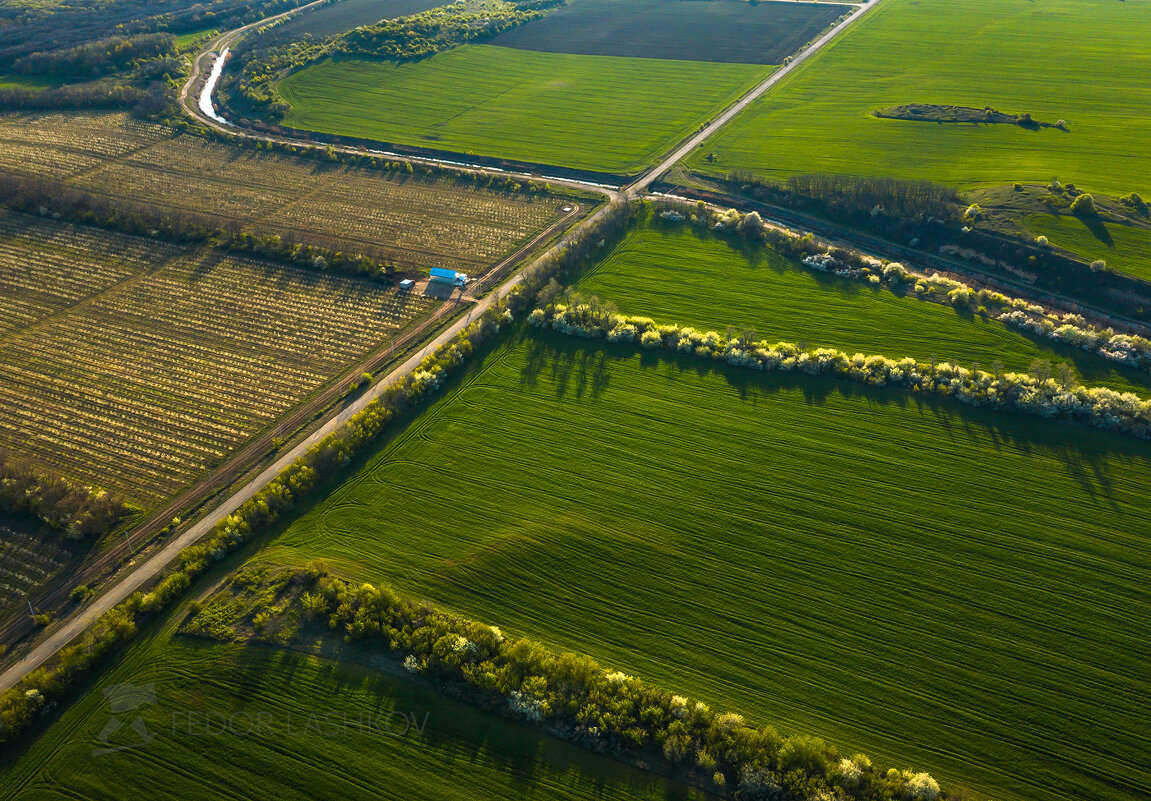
779 735 831 774
0 450 128 537
1070 193 1097 217
905 772 941 800
1119 192 1149 216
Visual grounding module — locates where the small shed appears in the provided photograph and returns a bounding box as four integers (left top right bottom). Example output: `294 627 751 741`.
429 267 467 287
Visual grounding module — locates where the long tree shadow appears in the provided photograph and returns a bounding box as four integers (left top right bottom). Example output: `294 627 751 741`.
518 328 1147 505
1075 212 1114 247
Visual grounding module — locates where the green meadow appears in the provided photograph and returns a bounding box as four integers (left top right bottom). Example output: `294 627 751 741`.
250 330 1151 801
577 219 1151 395
688 0 1151 195
0 74 58 90
172 28 217 48
1024 213 1151 284
277 45 771 173
0 631 706 800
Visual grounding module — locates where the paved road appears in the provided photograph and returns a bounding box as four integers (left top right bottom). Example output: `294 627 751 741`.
0 0 883 691
634 0 880 192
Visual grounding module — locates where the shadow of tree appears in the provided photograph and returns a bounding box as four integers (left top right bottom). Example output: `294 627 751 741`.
517 328 1143 505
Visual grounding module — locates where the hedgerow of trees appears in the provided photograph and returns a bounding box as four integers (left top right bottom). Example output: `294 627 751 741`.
0 451 129 538
0 169 559 283
179 566 946 801
721 172 1151 322
529 300 1151 439
660 202 1151 371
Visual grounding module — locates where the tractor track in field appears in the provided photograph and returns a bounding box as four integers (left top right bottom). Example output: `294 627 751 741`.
0 0 884 689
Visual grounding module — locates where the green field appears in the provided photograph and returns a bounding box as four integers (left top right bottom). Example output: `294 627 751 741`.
688 0 1151 195
1024 213 1151 284
0 73 58 90
0 629 707 800
492 0 846 64
577 219 1151 395
277 45 772 173
248 329 1151 801
172 27 217 48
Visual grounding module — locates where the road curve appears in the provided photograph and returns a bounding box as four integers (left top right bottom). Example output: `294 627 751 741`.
1 0 885 691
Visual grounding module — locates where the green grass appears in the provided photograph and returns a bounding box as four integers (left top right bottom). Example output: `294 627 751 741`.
277 45 772 174
0 627 708 800
0 73 58 90
491 0 846 64
688 0 1151 195
251 329 1151 801
1024 212 1151 284
576 219 1151 395
172 28 217 48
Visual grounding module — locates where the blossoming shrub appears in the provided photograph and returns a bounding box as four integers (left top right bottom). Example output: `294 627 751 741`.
183 567 948 801
657 201 1151 371
529 304 1151 439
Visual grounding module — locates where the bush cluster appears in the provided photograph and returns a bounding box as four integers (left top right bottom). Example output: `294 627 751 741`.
0 450 129 538
529 302 1151 439
0 0 305 70
0 306 511 746
14 33 176 78
185 567 945 801
0 77 177 119
658 202 1151 372
506 198 640 314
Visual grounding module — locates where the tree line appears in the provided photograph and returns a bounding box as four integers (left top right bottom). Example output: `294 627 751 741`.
723 171 1151 322
529 300 1151 439
0 450 130 539
0 174 398 281
0 0 308 70
180 565 945 801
